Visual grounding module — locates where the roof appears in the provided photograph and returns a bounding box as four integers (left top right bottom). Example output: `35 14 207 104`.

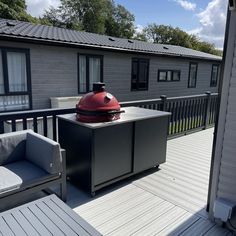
0 18 221 61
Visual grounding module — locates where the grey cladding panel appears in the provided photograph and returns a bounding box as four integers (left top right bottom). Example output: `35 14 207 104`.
104 53 219 102
216 18 236 203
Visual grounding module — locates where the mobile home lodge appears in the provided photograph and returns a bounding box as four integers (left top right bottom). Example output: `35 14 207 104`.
0 18 221 112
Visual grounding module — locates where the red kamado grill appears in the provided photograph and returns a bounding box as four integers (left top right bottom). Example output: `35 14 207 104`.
76 83 124 123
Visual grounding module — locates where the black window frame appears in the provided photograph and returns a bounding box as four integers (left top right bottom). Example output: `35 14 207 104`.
131 58 149 91
188 62 198 88
0 47 32 111
157 70 181 82
210 64 219 87
78 54 103 93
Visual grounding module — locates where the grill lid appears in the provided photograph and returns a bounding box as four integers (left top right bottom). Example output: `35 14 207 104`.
76 83 124 122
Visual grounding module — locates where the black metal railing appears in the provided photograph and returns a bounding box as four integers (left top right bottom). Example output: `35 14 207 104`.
0 92 219 140
0 107 76 141
120 92 219 137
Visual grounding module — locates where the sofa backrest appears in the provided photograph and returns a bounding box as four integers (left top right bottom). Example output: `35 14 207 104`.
0 130 29 165
25 132 62 174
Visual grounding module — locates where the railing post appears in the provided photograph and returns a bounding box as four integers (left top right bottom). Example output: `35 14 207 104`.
160 95 167 111
203 91 211 129
0 120 4 134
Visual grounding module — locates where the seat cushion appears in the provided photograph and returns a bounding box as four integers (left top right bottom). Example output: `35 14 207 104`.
0 160 59 195
0 166 22 194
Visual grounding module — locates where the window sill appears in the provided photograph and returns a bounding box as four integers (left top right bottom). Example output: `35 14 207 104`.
131 89 149 92
158 80 181 82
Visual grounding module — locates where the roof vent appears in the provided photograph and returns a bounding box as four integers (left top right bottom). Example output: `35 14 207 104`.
128 39 134 43
108 37 115 41
163 46 169 50
6 21 17 27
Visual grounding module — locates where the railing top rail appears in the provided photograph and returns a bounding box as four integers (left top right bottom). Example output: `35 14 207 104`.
209 92 218 96
167 93 218 102
0 107 76 120
120 93 218 106
120 98 162 107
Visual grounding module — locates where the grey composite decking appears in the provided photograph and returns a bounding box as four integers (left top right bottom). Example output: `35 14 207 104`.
68 128 233 235
0 194 101 236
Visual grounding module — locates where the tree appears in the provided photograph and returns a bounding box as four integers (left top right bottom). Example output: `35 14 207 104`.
105 4 135 38
142 23 222 56
43 0 113 33
144 24 194 48
0 0 39 23
194 41 222 56
60 0 109 33
133 32 147 41
43 5 82 30
42 0 135 38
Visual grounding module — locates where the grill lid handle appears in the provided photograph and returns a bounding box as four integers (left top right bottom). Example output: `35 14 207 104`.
93 82 105 92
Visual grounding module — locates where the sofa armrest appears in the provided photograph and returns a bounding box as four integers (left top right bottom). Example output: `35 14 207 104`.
61 148 66 176
60 148 67 201
0 130 28 165
25 132 62 174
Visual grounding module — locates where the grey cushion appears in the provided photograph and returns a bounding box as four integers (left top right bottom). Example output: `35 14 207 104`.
26 132 62 174
0 130 28 165
0 160 57 194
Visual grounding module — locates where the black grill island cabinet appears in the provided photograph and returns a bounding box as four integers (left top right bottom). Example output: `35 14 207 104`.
58 107 171 196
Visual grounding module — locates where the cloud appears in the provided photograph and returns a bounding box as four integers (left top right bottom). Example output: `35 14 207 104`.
135 24 144 34
188 0 227 49
174 0 196 11
26 0 60 17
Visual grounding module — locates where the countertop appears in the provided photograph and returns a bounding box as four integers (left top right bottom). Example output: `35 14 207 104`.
57 106 171 129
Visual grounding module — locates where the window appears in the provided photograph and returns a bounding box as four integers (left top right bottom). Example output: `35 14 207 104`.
188 63 198 88
0 48 31 112
7 52 28 92
131 58 149 91
210 64 219 87
157 70 180 82
173 71 181 81
78 54 103 93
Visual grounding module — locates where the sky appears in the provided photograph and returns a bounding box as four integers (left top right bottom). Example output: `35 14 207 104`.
25 0 228 49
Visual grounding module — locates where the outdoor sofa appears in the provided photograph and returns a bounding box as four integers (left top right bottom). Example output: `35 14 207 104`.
0 130 66 211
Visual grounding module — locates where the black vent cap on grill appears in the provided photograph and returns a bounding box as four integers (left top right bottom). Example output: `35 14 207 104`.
93 82 105 92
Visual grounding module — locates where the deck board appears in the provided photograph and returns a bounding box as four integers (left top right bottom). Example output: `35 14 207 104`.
134 128 213 217
68 128 233 235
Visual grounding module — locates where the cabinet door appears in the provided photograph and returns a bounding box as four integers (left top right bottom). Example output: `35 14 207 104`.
134 116 168 173
93 123 133 186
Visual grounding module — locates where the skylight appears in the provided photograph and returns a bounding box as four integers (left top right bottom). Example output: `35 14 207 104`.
108 37 115 41
6 21 17 27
